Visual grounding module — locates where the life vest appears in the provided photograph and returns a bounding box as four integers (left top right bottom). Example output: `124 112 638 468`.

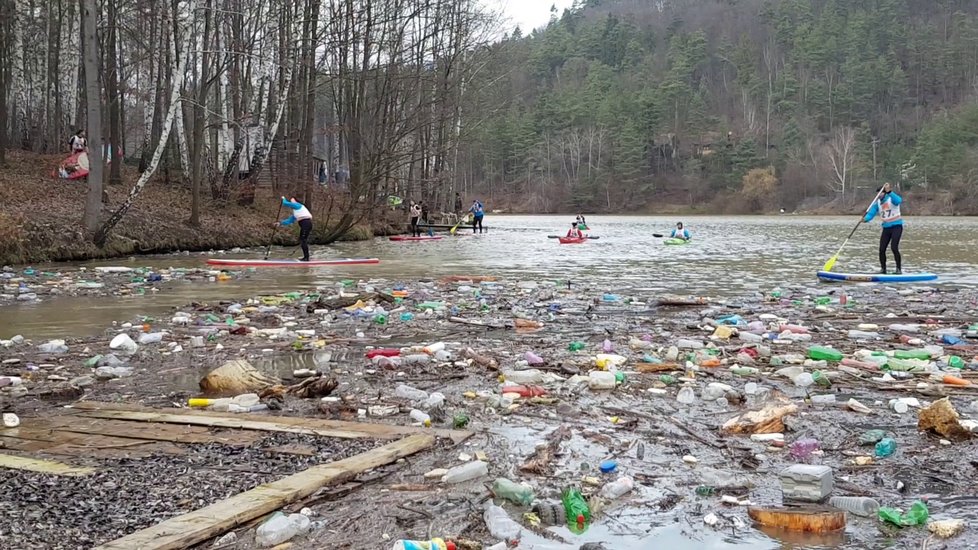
879 197 901 224
293 204 312 221
672 229 687 239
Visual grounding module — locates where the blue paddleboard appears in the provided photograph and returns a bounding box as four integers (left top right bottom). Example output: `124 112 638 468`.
817 271 938 283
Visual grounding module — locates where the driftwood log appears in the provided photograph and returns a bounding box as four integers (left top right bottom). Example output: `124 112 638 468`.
199 360 279 395
307 292 396 313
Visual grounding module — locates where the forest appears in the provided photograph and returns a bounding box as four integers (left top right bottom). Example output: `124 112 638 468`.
459 0 978 213
2 0 978 246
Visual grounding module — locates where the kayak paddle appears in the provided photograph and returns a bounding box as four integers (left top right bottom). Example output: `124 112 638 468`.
822 189 884 272
264 200 284 260
449 213 467 235
548 235 600 239
652 233 664 238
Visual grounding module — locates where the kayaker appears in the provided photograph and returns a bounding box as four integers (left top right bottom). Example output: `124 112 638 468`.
409 201 422 237
863 182 903 274
566 222 584 239
576 214 588 230
469 199 484 233
275 196 313 262
671 222 691 241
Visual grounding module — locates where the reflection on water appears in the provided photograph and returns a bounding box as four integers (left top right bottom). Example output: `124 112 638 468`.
4 215 978 338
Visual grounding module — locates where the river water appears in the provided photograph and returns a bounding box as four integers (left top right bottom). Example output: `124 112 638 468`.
5 215 978 339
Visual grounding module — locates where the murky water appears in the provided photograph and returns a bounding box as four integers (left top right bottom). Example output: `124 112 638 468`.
5 215 978 339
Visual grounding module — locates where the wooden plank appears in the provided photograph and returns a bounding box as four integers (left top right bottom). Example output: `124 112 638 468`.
72 402 472 443
44 416 262 446
0 453 95 476
1 426 182 458
93 433 435 550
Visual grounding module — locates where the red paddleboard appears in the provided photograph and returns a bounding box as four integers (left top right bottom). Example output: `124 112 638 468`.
206 258 379 267
390 235 444 242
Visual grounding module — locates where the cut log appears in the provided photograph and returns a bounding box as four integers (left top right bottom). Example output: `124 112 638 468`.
722 402 798 434
748 506 845 533
199 360 279 395
918 397 973 441
0 453 95 476
635 362 681 373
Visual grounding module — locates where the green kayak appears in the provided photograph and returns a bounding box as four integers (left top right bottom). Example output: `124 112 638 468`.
664 238 691 245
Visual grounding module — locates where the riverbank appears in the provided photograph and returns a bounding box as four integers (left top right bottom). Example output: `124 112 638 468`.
1 277 977 549
0 151 388 267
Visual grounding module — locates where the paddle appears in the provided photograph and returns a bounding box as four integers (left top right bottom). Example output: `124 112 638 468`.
822 189 885 273
264 200 285 260
449 213 467 235
652 233 664 238
548 235 601 239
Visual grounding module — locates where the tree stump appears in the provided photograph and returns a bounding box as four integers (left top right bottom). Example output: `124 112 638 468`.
199 360 279 395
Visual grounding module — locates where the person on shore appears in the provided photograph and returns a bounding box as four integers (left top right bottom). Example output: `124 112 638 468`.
566 222 584 239
409 201 422 237
469 199 484 233
455 193 463 214
671 222 691 241
863 182 903 274
275 196 313 262
69 130 87 152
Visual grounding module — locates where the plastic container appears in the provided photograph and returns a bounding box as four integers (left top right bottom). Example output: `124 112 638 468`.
788 438 820 462
525 351 545 365
394 384 429 401
829 496 880 517
421 392 445 410
808 346 843 361
38 339 69 353
780 464 833 502
875 437 897 458
484 504 522 540
492 477 535 505
793 372 814 387
423 342 446 354
442 460 489 483
391 540 455 550
502 369 545 384
676 387 696 404
894 349 931 360
255 512 311 547
561 488 591 528
588 371 617 390
409 409 432 426
137 332 164 344
599 476 634 499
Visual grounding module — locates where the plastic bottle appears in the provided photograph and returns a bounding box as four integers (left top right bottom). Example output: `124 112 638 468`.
875 437 897 458
391 539 455 550
894 349 931 360
588 371 617 390
676 339 705 350
562 489 591 528
502 369 545 384
394 384 429 401
829 496 880 517
676 386 696 404
885 357 926 372
423 342 446 354
695 485 716 496
409 409 432 426
484 504 522 540
401 354 432 365
781 324 810 334
138 332 164 344
599 476 634 499
492 478 535 505
568 341 586 352
793 372 814 387
808 346 843 361
442 460 489 483
421 392 445 410
788 438 820 461
500 384 546 397
255 512 311 547
812 370 832 388
948 355 965 369
701 383 731 401
848 330 880 340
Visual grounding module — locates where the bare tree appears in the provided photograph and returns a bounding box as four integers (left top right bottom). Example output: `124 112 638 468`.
825 126 857 200
81 0 104 232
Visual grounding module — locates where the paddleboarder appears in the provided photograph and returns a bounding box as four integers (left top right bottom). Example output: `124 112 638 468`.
469 199 485 234
863 182 903 274
671 222 691 241
275 196 313 262
409 201 422 237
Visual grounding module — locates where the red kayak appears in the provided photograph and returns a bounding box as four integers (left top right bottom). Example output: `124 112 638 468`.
390 235 444 242
558 236 588 244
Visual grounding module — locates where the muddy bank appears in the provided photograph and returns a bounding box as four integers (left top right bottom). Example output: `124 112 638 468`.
0 151 398 267
2 277 978 549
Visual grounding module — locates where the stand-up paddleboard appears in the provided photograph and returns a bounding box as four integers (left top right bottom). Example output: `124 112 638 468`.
390 235 443 242
206 258 379 267
817 271 937 283
664 238 691 245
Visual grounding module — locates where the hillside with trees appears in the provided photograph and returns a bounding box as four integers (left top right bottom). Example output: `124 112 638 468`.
456 0 978 213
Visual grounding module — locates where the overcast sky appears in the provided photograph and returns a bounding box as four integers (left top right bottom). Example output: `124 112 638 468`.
489 0 576 35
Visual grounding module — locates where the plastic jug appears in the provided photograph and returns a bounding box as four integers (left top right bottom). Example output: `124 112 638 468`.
483 504 522 540
442 461 489 483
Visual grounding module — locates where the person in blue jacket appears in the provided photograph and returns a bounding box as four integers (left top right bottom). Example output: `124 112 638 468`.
275 196 313 261
671 222 691 241
469 199 485 233
863 182 903 274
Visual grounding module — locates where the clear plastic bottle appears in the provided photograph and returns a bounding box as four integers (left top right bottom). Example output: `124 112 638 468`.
255 512 311 547
502 369 545 384
599 476 634 499
442 460 489 483
409 409 432 426
793 372 815 387
401 354 432 365
394 384 429 401
484 504 522 539
828 496 880 517
588 371 617 390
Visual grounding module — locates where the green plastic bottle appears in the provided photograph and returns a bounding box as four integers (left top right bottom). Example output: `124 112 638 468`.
492 478 534 506
561 488 591 529
730 366 759 376
948 356 965 369
815 296 831 305
812 370 832 388
885 357 926 372
894 349 931 360
808 346 843 362
568 342 586 352
695 486 716 496
658 374 677 386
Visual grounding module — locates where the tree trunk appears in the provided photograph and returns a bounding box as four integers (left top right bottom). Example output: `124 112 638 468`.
105 0 122 185
0 0 13 165
189 0 213 227
81 0 103 233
